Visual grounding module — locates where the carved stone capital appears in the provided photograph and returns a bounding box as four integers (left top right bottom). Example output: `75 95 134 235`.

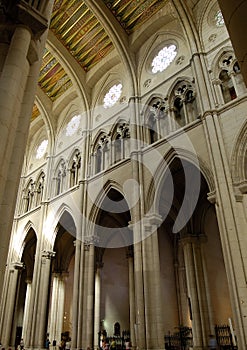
42 250 56 259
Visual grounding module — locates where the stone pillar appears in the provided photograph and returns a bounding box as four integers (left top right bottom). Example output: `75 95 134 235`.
71 240 81 350
22 279 32 342
1 262 23 348
84 239 95 349
35 251 55 348
0 0 55 304
212 79 224 107
127 247 136 348
142 214 164 350
130 223 146 350
77 242 85 349
181 236 203 349
94 261 103 349
203 112 247 349
48 273 66 346
218 0 247 87
181 234 212 349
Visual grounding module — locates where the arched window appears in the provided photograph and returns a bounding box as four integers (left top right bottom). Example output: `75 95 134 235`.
219 69 236 103
23 180 34 213
35 172 45 206
55 160 66 196
93 133 109 174
173 97 185 127
69 151 81 187
114 133 122 163
95 145 103 173
170 81 198 129
112 121 130 163
145 98 168 144
215 52 246 104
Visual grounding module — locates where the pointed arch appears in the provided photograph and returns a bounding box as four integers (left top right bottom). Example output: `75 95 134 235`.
48 204 78 248
231 119 247 185
146 147 215 216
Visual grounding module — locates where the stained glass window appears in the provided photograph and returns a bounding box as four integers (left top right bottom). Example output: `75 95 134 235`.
215 10 224 27
36 140 48 159
103 84 122 108
151 45 177 73
66 114 81 136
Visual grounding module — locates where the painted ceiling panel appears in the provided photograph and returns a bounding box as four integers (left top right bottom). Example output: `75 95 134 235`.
50 0 114 72
38 48 72 102
31 104 40 121
103 0 166 33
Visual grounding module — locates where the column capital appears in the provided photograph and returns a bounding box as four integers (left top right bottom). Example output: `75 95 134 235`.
180 233 207 246
144 213 163 231
42 250 56 259
207 190 217 204
10 261 24 271
85 235 99 247
73 239 81 247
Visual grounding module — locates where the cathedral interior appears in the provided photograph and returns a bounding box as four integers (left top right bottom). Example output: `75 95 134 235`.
0 1 247 350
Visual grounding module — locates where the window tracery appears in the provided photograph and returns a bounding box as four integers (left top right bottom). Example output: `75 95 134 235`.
69 151 81 187
112 122 130 163
36 139 48 159
151 45 177 74
103 84 122 108
35 172 45 207
171 81 198 127
216 53 246 104
215 10 224 27
146 98 168 144
93 133 110 174
23 180 35 213
54 160 67 196
66 114 81 136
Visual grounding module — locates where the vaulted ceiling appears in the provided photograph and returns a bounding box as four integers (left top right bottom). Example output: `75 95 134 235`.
32 0 170 119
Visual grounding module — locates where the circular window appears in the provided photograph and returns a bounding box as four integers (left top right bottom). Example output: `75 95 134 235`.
151 44 177 73
66 114 81 136
103 83 122 108
36 139 48 159
215 10 224 27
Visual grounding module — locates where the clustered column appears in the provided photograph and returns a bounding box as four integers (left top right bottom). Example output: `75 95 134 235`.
181 234 212 349
1 262 23 348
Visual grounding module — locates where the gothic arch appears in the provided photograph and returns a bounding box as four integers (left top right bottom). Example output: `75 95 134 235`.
48 205 78 248
231 119 247 184
15 221 38 260
146 147 215 215
88 180 125 226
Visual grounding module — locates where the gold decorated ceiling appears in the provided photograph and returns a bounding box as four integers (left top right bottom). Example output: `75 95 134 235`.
103 0 165 33
34 0 166 119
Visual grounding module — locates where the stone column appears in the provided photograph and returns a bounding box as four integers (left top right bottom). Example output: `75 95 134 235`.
84 239 95 349
1 262 23 348
181 234 212 349
77 242 85 349
22 279 32 342
71 240 81 350
35 251 55 348
94 261 103 349
181 236 203 349
212 79 225 107
48 273 66 346
203 112 247 349
130 222 146 350
127 247 136 348
142 214 164 350
0 0 54 303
